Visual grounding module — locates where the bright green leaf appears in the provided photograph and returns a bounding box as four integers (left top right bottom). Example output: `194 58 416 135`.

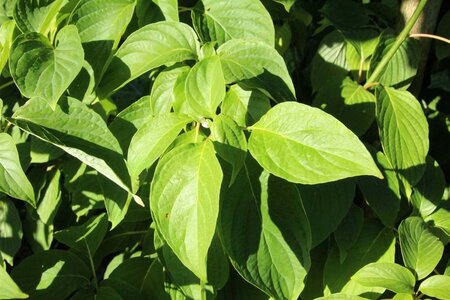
376 86 428 187
185 56 225 118
13 0 67 34
0 19 15 74
150 141 223 281
36 168 61 224
98 21 199 97
352 262 416 294
248 102 382 184
127 113 191 180
9 25 84 109
193 0 274 46
11 97 138 204
218 39 296 101
0 265 28 299
0 133 35 206
419 275 450 300
399 217 444 280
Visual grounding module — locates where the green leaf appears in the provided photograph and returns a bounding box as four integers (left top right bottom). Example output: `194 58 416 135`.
316 294 368 300
36 168 61 224
13 0 67 34
12 97 136 202
218 159 311 300
54 213 108 258
217 39 296 101
192 0 274 46
221 84 271 127
411 157 445 217
0 198 23 266
419 275 450 300
0 19 15 74
393 293 414 300
342 29 379 62
0 133 35 206
299 179 356 247
358 151 401 227
98 21 199 98
352 262 416 294
11 250 90 300
127 113 191 180
313 77 376 136
185 56 226 118
108 256 153 289
425 203 450 239
320 0 369 30
150 141 223 281
109 95 153 152
211 114 247 184
149 65 190 116
272 0 296 11
399 217 444 280
310 31 348 92
369 37 420 89
248 102 382 184
70 0 136 82
334 204 364 263
9 25 84 109
376 86 428 187
323 222 396 296
0 265 28 299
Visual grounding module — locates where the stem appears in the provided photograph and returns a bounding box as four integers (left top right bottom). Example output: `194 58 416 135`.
0 80 14 91
364 0 428 88
410 33 450 45
85 240 99 291
200 280 207 300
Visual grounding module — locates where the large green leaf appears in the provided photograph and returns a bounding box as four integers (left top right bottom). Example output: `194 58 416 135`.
54 213 108 258
376 86 428 187
0 198 23 266
9 25 84 109
419 275 450 300
185 56 226 118
217 39 296 101
127 113 191 180
218 159 311 300
334 204 364 263
70 0 136 83
13 0 67 34
248 102 382 184
98 21 199 98
352 262 415 294
11 250 91 300
0 265 28 299
369 37 420 89
192 0 274 46
150 141 222 282
358 151 401 227
11 97 137 203
299 179 356 247
398 217 444 280
323 222 396 296
0 133 35 206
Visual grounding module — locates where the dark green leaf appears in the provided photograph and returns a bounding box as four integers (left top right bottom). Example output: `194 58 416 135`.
0 198 22 265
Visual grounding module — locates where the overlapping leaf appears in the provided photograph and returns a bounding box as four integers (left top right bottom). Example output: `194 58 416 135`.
248 102 382 184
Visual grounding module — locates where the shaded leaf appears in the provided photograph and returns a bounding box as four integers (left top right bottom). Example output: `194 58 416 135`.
0 198 23 265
